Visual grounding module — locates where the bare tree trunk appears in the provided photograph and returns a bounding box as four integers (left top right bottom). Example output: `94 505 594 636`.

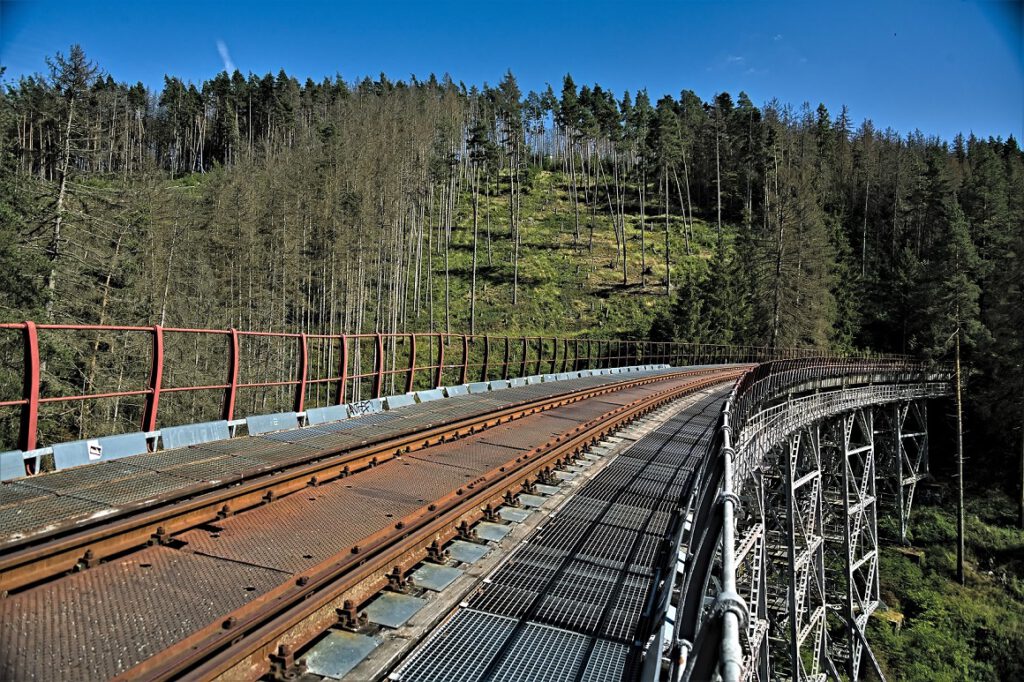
485 170 493 267
770 149 784 350
45 99 76 322
664 172 671 295
955 326 965 585
862 180 870 277
715 126 723 251
672 166 692 255
159 215 182 326
1019 392 1023 529
512 148 521 306
470 165 480 334
639 169 646 287
568 135 581 245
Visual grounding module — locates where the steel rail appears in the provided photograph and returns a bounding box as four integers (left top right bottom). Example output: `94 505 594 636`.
0 366 733 595
113 369 745 682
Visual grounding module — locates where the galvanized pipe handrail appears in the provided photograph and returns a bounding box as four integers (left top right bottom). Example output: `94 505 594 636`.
677 357 952 681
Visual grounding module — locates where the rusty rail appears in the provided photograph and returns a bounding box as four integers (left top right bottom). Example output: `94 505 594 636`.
0 366 737 595
113 369 744 681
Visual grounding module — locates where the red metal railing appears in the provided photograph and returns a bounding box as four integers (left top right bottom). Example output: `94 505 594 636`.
0 321 908 456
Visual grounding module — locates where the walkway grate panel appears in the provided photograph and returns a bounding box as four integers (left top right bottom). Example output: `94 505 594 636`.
579 638 631 682
489 622 591 682
393 609 519 682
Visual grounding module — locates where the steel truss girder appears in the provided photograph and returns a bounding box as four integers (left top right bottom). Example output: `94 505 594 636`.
876 401 930 544
756 405 905 681
761 424 838 681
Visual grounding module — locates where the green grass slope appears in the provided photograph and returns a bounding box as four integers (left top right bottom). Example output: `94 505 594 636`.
434 169 721 337
870 490 1024 681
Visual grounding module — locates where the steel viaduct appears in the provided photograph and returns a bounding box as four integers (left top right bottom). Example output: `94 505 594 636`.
0 322 952 681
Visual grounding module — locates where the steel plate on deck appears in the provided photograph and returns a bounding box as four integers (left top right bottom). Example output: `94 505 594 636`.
303 630 379 679
364 592 426 628
179 481 421 574
412 563 463 591
123 448 275 483
477 416 569 451
0 546 287 681
0 482 109 544
346 457 477 505
407 441 521 475
475 521 512 542
499 507 532 523
447 540 490 564
16 461 199 507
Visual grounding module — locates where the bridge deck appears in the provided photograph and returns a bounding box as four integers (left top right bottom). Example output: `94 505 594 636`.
0 368 733 681
394 388 727 682
0 368 679 548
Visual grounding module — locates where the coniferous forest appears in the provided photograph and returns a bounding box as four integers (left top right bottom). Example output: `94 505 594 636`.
1 44 1024 678
2 46 1023 472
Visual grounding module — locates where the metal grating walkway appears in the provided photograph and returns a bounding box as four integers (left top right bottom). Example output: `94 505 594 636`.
394 386 731 681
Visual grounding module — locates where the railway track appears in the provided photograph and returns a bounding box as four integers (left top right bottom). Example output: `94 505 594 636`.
0 365 743 681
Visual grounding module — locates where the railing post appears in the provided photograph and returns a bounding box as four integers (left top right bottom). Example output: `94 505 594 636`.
293 332 309 413
435 334 445 388
335 334 349 405
502 336 511 379
520 337 528 377
535 337 543 375
460 335 469 385
374 333 384 399
406 333 417 394
561 338 569 373
550 337 558 374
142 324 164 433
223 328 239 420
19 321 40 459
481 335 490 382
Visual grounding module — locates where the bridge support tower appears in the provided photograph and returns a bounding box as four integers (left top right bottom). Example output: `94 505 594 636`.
753 399 930 680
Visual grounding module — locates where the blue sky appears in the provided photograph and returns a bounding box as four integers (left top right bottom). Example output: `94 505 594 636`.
1 0 1022 141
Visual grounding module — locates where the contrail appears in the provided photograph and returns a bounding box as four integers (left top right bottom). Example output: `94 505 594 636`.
216 40 235 73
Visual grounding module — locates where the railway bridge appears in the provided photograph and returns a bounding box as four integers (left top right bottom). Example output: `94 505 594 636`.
0 322 952 681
